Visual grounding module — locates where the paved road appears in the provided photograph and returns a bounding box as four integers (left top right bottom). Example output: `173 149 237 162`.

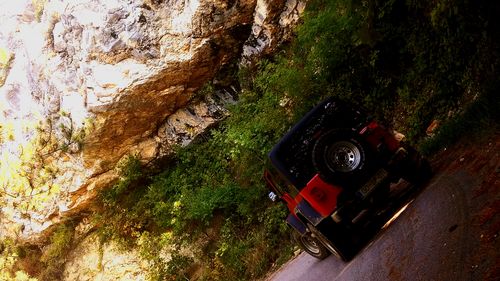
268 170 475 281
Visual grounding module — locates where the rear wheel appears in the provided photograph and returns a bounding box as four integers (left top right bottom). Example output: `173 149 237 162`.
401 146 432 184
292 231 330 260
313 130 373 186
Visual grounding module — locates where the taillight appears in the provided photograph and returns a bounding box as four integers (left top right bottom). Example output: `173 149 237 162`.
299 174 341 217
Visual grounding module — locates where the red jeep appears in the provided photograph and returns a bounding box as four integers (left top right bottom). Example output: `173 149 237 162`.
265 97 431 261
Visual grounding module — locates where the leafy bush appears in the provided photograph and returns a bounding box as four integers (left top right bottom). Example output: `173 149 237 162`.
0 239 38 281
90 0 500 280
0 223 75 281
38 224 75 281
91 84 295 279
420 86 500 155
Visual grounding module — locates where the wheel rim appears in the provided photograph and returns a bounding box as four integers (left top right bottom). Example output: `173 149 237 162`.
307 224 344 260
325 141 362 172
300 234 322 255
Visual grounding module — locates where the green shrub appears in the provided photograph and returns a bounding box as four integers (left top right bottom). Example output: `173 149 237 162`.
420 87 500 155
90 0 500 279
38 224 74 281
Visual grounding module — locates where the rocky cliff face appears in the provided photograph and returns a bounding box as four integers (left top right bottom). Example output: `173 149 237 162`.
0 0 304 242
62 233 150 281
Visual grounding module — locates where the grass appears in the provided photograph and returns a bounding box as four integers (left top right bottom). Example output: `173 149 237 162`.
420 85 500 155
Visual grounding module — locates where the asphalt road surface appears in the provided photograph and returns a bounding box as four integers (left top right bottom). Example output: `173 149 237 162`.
267 147 499 281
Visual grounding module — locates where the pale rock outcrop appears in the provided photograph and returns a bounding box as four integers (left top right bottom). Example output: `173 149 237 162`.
0 0 305 242
62 233 149 281
242 0 306 63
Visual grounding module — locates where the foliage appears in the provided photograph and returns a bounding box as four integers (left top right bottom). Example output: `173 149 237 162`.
0 0 496 280
0 46 13 87
251 0 500 141
101 156 144 207
93 86 294 279
41 224 74 264
31 0 47 22
0 223 74 281
135 231 170 281
92 0 500 280
0 239 38 281
0 48 11 66
0 113 88 231
420 85 500 155
1 27 88 281
37 224 75 281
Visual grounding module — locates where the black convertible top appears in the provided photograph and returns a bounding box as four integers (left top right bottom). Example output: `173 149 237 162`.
269 97 365 188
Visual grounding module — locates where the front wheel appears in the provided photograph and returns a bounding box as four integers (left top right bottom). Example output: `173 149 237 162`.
292 231 330 260
400 146 432 184
306 223 353 262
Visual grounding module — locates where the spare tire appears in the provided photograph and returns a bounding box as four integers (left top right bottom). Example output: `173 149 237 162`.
312 130 373 187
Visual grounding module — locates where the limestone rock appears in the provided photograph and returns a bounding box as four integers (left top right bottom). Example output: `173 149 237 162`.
0 0 305 242
242 0 306 64
63 233 149 281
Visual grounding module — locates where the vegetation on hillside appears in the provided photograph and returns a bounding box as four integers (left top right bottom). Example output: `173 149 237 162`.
90 0 499 280
2 0 499 280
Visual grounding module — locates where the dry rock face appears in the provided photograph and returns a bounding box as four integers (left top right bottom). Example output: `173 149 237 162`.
63 233 150 281
242 0 306 63
0 0 304 242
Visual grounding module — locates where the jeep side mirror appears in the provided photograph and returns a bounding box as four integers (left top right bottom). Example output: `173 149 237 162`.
268 191 278 202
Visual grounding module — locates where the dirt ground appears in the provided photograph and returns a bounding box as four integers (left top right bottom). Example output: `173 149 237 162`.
431 132 500 281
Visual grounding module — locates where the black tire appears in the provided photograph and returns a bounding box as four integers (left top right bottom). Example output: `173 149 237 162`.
292 231 330 260
305 223 352 262
312 129 373 187
401 146 432 184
